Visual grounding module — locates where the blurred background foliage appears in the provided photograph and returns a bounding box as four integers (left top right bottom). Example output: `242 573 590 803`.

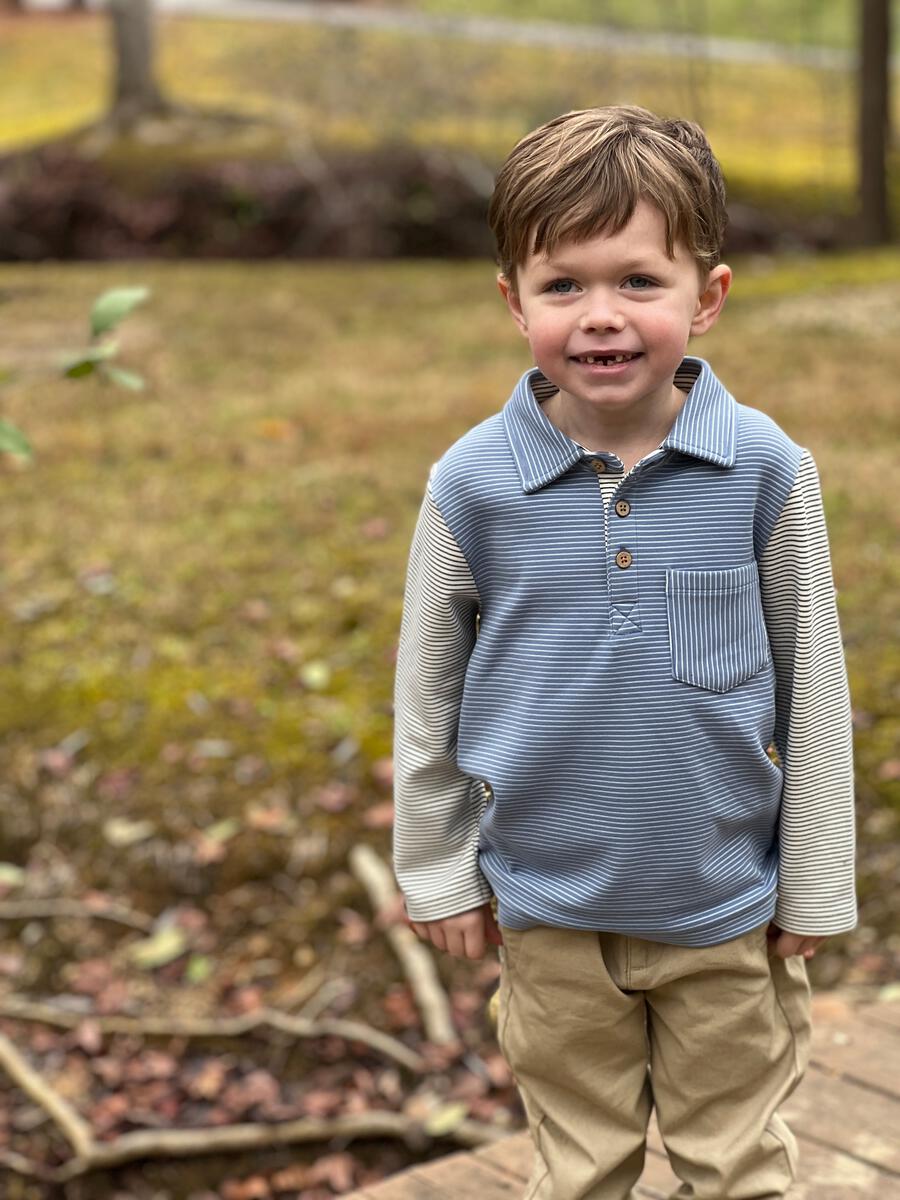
0 2 898 249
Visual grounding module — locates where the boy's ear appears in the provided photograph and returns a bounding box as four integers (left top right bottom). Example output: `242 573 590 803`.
690 263 732 337
497 274 529 337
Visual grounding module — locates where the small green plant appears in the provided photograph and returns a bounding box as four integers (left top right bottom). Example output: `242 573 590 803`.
0 415 31 461
61 286 151 390
1 287 151 463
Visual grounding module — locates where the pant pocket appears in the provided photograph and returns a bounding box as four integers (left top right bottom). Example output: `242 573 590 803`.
770 953 812 1079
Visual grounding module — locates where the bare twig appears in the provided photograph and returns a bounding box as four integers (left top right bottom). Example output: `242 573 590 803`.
0 1033 93 1160
0 1146 60 1183
298 975 354 1020
0 899 154 932
0 1031 503 1184
349 845 458 1045
0 994 424 1073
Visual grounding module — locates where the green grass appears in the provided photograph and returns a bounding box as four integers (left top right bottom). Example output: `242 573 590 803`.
414 0 898 51
0 253 898 988
1 13 898 226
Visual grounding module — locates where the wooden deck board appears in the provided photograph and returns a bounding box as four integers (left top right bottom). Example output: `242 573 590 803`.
347 993 900 1199
857 996 900 1034
425 1153 531 1197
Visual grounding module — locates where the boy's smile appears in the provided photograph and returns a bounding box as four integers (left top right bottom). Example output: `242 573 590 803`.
498 201 731 454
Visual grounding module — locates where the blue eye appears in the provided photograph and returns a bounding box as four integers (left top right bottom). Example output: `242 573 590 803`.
548 279 577 294
625 276 655 289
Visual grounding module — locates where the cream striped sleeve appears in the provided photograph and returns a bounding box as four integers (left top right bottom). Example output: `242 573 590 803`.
758 449 858 936
392 476 494 923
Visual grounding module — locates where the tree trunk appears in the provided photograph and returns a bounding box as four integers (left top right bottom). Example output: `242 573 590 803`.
858 0 891 244
107 0 170 129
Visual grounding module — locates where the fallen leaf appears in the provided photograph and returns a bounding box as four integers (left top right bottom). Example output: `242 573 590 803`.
72 1019 103 1056
225 985 265 1016
371 757 393 789
269 638 300 663
375 1068 402 1103
299 660 331 690
311 1151 356 1191
363 801 394 829
222 1068 282 1119
336 908 370 946
382 985 419 1030
50 1054 93 1104
241 598 272 622
203 818 241 842
187 954 213 984
129 926 189 970
192 834 228 865
0 950 23 975
360 517 390 539
67 958 115 996
96 768 140 802
254 418 297 442
38 747 74 777
234 755 270 785
103 816 155 847
270 1164 315 1191
222 1176 271 1200
88 1092 130 1134
95 976 131 1015
309 781 358 813
0 863 25 888
300 1088 343 1117
192 739 234 760
424 1100 469 1136
124 1050 178 1082
245 801 295 835
186 1058 229 1101
93 1055 124 1088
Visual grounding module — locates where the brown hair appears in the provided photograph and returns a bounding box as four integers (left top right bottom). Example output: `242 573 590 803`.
488 105 727 289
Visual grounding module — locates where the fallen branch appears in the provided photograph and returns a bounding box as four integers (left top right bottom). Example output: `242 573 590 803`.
0 898 154 932
0 994 423 1073
0 1030 503 1183
349 845 457 1046
0 1031 93 1160
0 1146 58 1183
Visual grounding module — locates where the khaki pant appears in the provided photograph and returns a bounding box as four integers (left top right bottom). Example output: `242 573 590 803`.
497 920 811 1200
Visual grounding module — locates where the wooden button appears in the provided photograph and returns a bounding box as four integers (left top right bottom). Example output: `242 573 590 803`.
615 548 633 569
615 499 631 517
590 459 606 474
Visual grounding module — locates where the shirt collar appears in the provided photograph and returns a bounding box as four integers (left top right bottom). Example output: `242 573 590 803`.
502 356 738 493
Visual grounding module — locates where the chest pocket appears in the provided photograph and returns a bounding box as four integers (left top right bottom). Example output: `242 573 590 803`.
665 561 770 693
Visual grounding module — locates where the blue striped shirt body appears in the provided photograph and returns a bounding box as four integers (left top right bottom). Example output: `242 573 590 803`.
393 357 857 947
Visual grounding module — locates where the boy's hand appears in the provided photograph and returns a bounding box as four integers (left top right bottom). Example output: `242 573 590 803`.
406 901 504 960
766 922 825 960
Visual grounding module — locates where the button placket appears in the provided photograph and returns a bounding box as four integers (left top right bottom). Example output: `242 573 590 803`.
605 466 647 637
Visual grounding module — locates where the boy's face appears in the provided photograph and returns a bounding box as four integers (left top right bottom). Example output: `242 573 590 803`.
498 200 731 428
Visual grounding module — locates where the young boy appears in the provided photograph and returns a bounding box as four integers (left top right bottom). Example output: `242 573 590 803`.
392 106 856 1199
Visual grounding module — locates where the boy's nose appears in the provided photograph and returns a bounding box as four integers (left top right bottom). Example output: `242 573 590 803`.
578 298 626 333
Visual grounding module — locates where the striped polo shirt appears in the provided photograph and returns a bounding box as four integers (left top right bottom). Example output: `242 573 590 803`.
392 356 857 947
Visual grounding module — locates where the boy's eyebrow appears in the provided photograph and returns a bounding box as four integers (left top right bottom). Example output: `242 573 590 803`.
534 254 670 275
